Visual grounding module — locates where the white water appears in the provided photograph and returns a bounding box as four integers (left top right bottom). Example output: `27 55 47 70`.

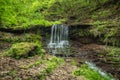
48 24 70 55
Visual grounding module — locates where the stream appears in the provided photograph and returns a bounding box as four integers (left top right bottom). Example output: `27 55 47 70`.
43 24 119 80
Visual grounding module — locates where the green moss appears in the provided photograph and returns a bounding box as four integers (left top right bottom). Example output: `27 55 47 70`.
4 42 42 59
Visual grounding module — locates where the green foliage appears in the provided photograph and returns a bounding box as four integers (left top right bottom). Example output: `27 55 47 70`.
71 29 91 38
28 78 33 80
8 70 17 76
103 27 120 46
90 21 108 37
107 47 120 57
78 29 91 37
85 0 108 5
0 0 60 29
45 0 110 23
0 0 117 29
103 47 120 66
28 60 43 68
45 0 89 21
47 56 64 66
0 32 42 44
91 10 111 20
0 31 45 58
74 64 112 80
90 20 120 46
36 56 64 80
20 59 45 69
71 59 77 66
3 42 42 59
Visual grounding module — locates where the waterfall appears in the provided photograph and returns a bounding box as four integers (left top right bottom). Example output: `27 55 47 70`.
48 24 70 56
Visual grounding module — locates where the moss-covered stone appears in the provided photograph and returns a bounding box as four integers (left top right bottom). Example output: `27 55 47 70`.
4 42 40 59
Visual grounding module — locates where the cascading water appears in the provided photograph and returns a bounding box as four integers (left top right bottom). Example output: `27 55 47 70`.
48 24 70 56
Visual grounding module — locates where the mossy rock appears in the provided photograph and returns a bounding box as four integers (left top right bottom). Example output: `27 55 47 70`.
4 42 39 59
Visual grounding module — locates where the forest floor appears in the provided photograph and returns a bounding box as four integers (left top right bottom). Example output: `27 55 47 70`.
0 38 86 80
0 31 119 80
0 52 86 80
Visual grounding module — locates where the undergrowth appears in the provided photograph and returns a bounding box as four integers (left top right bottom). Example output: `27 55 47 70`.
36 56 64 80
73 64 113 80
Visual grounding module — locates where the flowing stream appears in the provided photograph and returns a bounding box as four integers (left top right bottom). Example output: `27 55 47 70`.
47 24 117 80
48 24 70 56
